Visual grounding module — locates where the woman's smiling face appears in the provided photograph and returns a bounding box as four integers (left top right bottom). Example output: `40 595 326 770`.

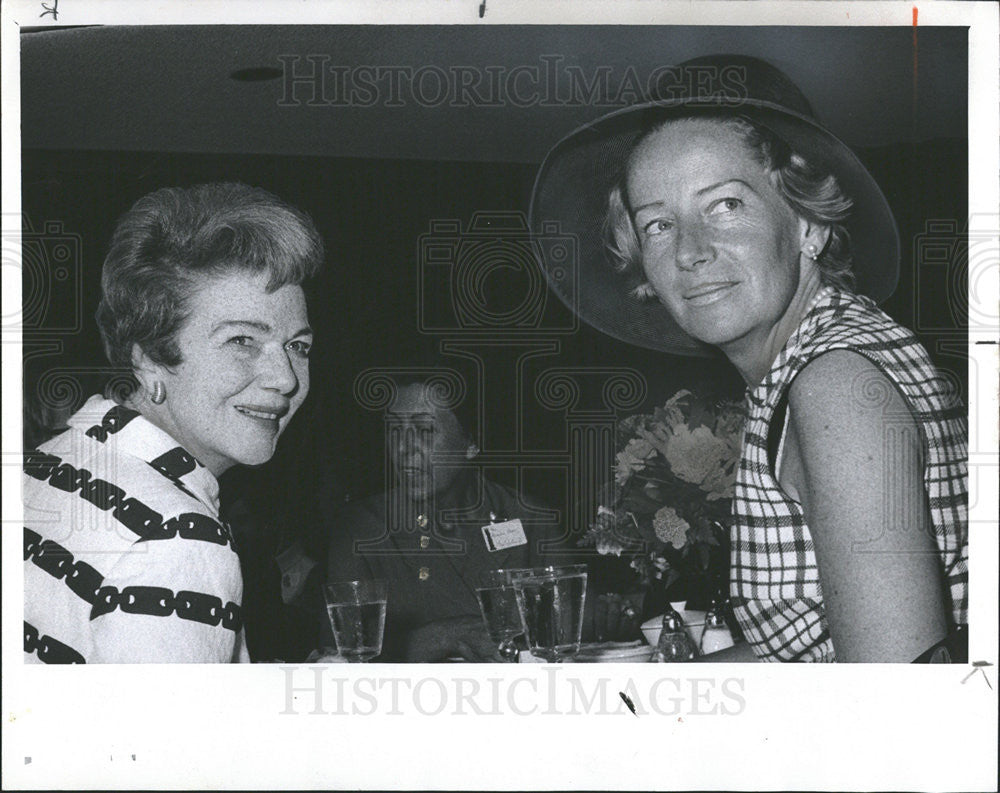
146 269 312 476
626 118 809 351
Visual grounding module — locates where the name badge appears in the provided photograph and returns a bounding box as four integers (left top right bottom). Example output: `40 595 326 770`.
482 519 527 552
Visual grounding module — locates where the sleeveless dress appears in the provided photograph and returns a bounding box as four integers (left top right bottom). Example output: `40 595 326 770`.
730 288 968 662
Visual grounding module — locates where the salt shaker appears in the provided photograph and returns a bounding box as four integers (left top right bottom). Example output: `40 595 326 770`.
650 607 698 662
699 602 734 655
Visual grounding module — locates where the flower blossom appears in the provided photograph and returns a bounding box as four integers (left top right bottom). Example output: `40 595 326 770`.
614 436 657 485
635 424 671 457
652 505 689 549
664 424 731 486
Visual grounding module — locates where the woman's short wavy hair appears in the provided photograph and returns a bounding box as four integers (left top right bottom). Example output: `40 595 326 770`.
96 182 324 375
604 115 855 297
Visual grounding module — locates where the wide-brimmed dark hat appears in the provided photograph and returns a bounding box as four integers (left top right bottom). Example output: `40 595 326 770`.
529 54 900 356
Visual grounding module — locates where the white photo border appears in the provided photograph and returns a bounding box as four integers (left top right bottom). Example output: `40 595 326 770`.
3 2 997 791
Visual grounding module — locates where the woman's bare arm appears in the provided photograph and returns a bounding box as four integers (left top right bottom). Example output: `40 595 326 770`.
785 350 948 662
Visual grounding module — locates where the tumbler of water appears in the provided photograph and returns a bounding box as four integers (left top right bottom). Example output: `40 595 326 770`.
475 569 524 661
510 565 588 662
323 579 388 662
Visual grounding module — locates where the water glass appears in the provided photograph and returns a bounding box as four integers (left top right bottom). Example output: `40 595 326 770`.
474 569 524 662
323 579 388 663
510 565 588 662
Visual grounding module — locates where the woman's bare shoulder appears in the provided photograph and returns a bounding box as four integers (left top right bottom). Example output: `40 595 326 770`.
787 348 916 439
784 349 921 514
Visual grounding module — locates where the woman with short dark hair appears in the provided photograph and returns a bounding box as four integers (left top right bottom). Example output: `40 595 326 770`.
24 182 323 663
323 371 564 661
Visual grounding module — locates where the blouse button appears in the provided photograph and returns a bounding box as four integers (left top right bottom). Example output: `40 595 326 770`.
418 567 430 581
416 514 428 528
419 535 430 549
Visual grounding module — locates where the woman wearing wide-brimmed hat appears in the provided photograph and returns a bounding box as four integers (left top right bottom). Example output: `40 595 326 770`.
531 55 967 662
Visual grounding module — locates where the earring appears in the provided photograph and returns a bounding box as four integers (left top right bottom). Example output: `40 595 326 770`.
630 281 658 300
805 244 820 261
465 443 480 460
150 380 166 405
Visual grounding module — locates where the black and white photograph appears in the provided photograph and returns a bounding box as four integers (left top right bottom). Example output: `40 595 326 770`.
3 2 997 790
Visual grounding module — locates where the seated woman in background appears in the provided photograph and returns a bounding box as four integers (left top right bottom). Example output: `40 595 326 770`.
23 182 324 663
531 55 967 662
321 372 565 662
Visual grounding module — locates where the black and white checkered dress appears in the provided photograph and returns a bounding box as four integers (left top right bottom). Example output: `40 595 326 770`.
730 288 968 662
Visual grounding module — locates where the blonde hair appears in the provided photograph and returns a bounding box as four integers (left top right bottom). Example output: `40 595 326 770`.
604 115 855 294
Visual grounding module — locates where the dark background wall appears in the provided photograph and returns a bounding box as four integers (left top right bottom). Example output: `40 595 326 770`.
21 137 969 533
19 25 970 570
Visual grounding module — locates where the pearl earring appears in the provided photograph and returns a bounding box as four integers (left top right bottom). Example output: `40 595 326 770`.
630 282 657 300
805 244 819 261
150 380 166 405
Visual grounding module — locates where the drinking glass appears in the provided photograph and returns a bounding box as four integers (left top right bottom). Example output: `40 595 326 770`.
474 569 524 662
510 565 588 662
323 579 388 663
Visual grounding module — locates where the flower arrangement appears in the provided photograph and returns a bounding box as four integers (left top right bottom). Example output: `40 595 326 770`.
581 390 744 599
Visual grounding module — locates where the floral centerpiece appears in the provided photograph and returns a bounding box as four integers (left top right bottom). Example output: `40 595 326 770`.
580 390 744 607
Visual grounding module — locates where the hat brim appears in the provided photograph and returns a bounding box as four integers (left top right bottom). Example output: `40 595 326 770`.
529 98 900 356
